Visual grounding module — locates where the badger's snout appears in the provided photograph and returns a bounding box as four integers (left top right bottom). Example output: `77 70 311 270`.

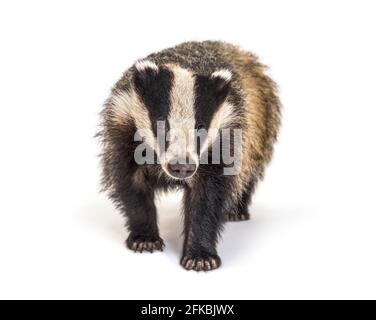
166 158 197 179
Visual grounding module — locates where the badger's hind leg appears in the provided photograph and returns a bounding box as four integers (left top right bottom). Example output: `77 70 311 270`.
226 211 250 222
226 178 256 222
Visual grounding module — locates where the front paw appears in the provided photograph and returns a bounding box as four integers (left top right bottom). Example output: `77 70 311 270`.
180 254 221 272
126 234 165 253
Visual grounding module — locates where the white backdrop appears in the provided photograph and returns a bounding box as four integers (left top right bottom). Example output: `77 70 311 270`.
0 0 375 299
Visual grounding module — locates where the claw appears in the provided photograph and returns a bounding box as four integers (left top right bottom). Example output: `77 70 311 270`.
181 255 221 272
126 236 165 253
226 212 250 222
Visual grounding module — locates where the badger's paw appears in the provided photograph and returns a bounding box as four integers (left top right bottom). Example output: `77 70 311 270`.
226 211 250 222
180 254 221 272
126 234 165 253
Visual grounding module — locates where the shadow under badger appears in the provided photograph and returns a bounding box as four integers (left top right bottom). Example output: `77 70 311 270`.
99 41 281 271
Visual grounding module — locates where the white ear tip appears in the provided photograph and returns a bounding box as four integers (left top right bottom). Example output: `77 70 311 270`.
211 69 232 82
135 59 159 72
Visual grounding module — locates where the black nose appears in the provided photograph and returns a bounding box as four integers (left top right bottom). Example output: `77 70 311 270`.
167 158 197 179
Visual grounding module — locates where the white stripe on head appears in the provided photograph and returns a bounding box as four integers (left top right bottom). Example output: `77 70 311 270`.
211 69 232 82
134 59 159 72
164 65 197 165
199 100 237 155
108 90 160 157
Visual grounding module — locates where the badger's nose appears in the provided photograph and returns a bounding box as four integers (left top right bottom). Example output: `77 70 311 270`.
167 158 197 179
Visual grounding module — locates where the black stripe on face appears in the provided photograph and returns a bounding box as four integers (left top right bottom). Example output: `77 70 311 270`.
133 65 173 137
194 74 231 130
194 74 231 154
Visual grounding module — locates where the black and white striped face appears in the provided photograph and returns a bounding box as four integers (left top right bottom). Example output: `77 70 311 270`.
123 60 236 179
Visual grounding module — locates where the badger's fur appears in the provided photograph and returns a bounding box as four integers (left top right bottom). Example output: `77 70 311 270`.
99 41 281 271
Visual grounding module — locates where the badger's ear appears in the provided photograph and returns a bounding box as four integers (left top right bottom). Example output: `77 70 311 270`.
133 59 160 91
209 69 232 100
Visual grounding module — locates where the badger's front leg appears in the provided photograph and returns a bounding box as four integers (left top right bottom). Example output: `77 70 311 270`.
181 177 230 271
121 185 164 253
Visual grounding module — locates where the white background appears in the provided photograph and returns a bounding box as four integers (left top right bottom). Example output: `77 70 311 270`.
0 0 375 300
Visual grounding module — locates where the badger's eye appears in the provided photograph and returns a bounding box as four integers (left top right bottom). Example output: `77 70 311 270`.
197 123 205 130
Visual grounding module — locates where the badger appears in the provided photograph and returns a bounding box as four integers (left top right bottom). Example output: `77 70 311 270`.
98 41 281 271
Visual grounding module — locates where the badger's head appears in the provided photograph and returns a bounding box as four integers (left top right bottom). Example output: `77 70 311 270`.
111 60 238 180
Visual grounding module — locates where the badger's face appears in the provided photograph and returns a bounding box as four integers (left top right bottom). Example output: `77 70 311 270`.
113 60 237 180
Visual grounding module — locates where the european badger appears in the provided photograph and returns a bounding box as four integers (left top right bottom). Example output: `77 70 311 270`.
99 41 281 271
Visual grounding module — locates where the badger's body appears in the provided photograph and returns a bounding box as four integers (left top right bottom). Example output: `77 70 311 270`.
99 41 281 271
